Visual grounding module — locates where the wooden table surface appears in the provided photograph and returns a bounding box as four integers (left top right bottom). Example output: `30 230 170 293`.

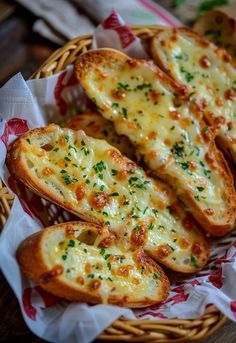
0 1 235 342
0 0 57 87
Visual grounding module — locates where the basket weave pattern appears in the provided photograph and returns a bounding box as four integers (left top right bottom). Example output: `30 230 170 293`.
0 26 228 342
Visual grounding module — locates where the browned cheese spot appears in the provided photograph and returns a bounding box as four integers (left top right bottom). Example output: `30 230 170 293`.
39 265 63 283
199 55 211 69
76 185 86 201
156 244 172 259
89 192 110 210
76 276 84 285
179 237 191 249
191 242 204 255
204 208 215 216
42 167 53 176
131 225 148 248
89 279 101 290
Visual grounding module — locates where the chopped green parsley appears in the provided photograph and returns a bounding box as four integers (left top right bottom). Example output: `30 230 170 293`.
191 255 198 267
68 239 75 247
93 161 106 173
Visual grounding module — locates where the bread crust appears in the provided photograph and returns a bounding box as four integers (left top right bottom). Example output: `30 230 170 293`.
17 222 170 307
74 49 236 236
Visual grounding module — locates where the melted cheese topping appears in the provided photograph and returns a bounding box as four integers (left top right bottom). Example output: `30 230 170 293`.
79 55 229 226
21 125 207 271
43 226 162 304
153 29 236 162
65 112 135 160
194 14 236 58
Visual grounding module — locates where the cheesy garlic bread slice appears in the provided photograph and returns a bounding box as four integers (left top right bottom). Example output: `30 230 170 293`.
17 222 169 306
75 49 236 236
151 28 236 163
193 10 236 58
65 112 135 160
7 124 210 272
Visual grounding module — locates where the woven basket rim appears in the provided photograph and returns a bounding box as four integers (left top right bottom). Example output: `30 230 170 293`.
0 25 228 342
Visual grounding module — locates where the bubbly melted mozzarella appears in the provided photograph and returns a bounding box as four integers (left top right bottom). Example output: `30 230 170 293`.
80 58 228 224
44 227 161 303
153 29 236 162
21 125 207 270
65 112 135 160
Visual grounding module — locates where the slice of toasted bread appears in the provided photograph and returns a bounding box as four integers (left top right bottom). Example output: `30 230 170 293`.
193 10 236 59
7 124 210 272
75 49 236 236
65 112 135 160
17 221 170 307
151 27 236 164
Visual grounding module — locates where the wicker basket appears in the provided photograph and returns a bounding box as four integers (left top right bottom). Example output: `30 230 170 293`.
0 26 229 343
